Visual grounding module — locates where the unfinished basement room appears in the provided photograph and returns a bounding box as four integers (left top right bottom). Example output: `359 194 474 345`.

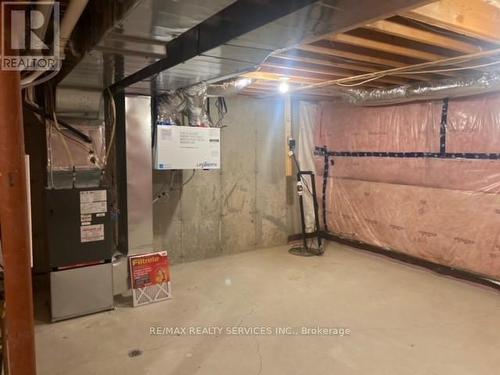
1 0 500 374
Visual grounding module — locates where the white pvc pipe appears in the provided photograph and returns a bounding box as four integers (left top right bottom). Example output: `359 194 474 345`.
59 0 90 51
21 0 90 88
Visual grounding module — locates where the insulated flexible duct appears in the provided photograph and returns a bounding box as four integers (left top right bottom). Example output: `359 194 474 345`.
157 82 210 126
335 72 500 106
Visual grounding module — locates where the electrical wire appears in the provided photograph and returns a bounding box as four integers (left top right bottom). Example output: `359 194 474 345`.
291 152 313 196
60 131 103 168
285 47 500 95
288 149 323 255
334 59 500 87
103 88 117 166
335 75 391 87
52 111 75 169
153 170 176 203
21 68 60 89
389 60 500 75
48 114 104 169
59 130 92 149
182 169 196 186
153 170 196 203
23 100 92 143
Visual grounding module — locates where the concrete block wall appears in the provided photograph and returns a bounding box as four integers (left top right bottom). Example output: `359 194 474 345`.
153 96 298 264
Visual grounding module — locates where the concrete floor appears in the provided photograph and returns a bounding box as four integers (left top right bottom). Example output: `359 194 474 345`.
36 242 500 375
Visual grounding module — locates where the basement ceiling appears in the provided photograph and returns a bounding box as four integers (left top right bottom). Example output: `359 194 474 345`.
60 0 500 98
61 0 445 95
59 0 237 92
237 0 500 98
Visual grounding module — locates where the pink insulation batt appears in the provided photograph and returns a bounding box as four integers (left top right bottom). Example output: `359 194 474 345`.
315 94 500 280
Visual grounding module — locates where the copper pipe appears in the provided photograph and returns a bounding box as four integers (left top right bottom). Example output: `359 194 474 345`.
0 2 37 370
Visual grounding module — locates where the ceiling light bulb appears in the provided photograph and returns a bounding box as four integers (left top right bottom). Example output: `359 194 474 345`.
235 78 251 89
279 81 289 94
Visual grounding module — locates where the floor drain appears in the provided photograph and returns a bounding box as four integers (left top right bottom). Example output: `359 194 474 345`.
128 349 143 358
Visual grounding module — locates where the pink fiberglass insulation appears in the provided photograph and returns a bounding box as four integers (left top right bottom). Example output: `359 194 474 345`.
447 93 500 153
330 158 500 194
327 178 500 279
315 93 500 280
315 101 442 152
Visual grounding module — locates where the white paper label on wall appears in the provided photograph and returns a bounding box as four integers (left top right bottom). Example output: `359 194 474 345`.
80 224 104 243
80 190 107 215
154 126 220 170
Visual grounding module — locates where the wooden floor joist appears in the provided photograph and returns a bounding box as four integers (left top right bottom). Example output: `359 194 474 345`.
232 0 500 96
261 63 411 85
328 33 447 61
364 19 481 54
242 71 324 85
287 46 500 95
296 44 408 68
271 54 434 82
405 0 500 44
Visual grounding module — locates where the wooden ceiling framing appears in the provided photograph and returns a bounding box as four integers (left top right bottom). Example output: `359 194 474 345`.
237 0 500 98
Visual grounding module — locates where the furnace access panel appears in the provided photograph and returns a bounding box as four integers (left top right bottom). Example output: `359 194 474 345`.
45 188 112 268
154 125 220 170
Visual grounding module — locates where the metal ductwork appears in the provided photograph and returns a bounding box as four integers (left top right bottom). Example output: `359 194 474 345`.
316 72 500 106
60 0 342 97
56 87 104 119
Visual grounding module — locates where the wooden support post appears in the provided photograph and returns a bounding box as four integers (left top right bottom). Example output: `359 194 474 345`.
0 71 37 374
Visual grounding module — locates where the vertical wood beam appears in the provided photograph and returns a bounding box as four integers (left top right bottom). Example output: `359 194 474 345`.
0 1 37 372
0 71 37 374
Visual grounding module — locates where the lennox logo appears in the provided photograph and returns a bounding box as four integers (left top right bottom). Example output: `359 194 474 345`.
1 1 60 71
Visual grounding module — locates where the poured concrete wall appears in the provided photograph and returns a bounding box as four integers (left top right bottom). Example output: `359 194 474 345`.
153 96 298 264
